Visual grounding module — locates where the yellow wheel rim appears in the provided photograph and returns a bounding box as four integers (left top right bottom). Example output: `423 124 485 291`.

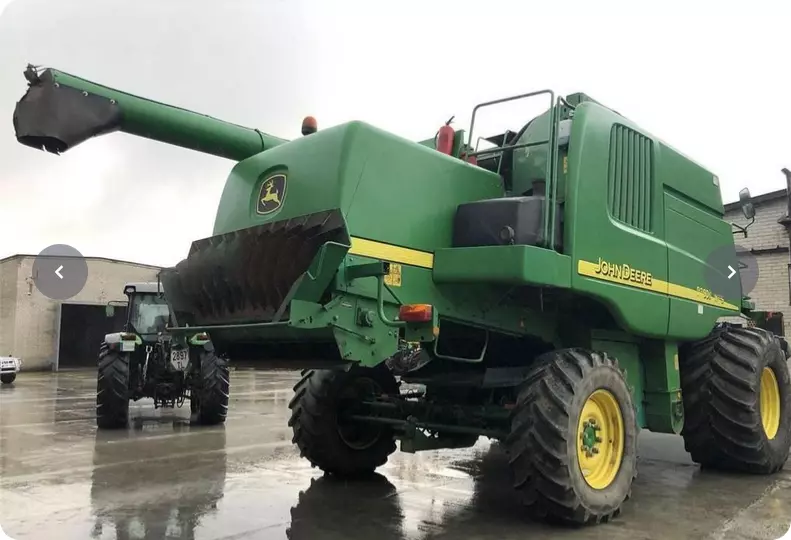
760 367 781 440
577 389 625 490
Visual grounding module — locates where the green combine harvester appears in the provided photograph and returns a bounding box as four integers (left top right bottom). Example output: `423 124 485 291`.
13 64 791 525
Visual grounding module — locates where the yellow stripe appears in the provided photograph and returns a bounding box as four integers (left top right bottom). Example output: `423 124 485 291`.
343 246 738 311
349 237 434 269
577 260 739 311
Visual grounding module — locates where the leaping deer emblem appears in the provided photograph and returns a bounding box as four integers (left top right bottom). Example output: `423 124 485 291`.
261 180 281 207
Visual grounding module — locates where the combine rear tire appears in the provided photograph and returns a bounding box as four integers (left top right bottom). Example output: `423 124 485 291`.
0 373 16 385
288 366 399 478
96 343 130 430
193 350 230 426
506 348 638 525
679 325 791 474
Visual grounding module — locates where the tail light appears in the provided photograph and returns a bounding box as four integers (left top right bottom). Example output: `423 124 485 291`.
398 304 433 323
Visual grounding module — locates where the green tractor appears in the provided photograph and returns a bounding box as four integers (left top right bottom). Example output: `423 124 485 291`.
13 65 791 525
97 281 230 429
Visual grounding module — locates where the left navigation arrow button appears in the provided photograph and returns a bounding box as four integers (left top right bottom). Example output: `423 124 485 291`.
32 244 88 300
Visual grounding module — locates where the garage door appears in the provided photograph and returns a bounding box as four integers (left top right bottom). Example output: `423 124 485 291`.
58 304 128 368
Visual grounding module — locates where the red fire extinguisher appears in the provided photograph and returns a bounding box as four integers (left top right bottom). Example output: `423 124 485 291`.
435 116 455 155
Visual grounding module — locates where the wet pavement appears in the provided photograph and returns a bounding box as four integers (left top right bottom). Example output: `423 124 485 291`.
0 369 790 540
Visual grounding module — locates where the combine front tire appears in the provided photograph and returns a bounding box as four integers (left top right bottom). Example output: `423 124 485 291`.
193 349 230 426
288 366 399 478
96 343 130 430
0 373 16 385
679 325 791 474
506 348 638 525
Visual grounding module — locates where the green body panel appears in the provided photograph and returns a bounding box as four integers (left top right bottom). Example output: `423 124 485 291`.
511 108 555 196
664 189 739 338
214 121 501 240
565 103 668 338
291 298 400 367
641 341 684 434
566 102 740 341
590 335 646 428
432 245 571 287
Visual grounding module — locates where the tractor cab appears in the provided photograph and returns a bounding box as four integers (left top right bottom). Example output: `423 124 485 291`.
122 282 171 341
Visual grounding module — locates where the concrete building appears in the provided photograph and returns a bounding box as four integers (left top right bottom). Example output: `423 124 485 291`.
0 255 161 371
724 185 791 336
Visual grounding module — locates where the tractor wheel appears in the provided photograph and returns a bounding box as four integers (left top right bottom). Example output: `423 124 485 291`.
288 366 399 478
506 348 638 525
0 373 16 385
193 349 230 426
96 343 130 430
679 325 791 474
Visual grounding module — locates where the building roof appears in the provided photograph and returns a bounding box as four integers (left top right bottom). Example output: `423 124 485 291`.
0 253 163 270
724 188 787 212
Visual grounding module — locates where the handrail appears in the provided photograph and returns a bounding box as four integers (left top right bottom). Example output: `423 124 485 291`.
544 98 560 250
466 89 560 252
466 89 555 164
467 139 550 158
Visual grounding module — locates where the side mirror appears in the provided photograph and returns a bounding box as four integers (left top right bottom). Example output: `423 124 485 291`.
739 187 755 220
105 305 115 317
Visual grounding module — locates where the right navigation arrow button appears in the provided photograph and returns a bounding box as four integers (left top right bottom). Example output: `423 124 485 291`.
727 265 736 279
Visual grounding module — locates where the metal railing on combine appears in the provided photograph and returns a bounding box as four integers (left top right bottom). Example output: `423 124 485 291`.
464 90 569 252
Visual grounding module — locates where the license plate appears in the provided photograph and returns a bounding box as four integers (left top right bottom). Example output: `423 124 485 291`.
170 349 189 371
121 340 135 352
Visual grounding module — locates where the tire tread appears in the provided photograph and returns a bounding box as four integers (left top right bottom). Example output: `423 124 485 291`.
96 342 130 430
196 350 230 425
288 367 398 477
679 325 791 474
506 348 637 526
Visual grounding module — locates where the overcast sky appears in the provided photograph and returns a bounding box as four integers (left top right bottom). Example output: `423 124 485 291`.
1 0 789 267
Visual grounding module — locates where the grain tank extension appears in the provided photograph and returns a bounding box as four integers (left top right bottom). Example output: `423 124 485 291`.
13 64 791 526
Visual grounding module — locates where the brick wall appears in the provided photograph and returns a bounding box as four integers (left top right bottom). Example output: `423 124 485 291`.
3 256 160 371
724 194 791 336
0 258 20 356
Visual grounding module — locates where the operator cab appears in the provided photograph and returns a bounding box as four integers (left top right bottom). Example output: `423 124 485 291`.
123 282 171 341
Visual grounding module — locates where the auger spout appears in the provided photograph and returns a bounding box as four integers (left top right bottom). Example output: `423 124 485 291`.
13 64 287 161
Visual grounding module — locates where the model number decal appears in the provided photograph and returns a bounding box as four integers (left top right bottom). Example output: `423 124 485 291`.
594 257 653 287
696 286 725 305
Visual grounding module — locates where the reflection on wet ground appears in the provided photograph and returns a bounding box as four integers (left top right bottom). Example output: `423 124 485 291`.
1 369 790 539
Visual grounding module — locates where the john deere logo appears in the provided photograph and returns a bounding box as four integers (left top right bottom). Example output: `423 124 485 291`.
256 174 287 215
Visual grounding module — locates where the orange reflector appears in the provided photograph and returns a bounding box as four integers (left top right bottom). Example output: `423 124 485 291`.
301 116 318 135
398 304 433 323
